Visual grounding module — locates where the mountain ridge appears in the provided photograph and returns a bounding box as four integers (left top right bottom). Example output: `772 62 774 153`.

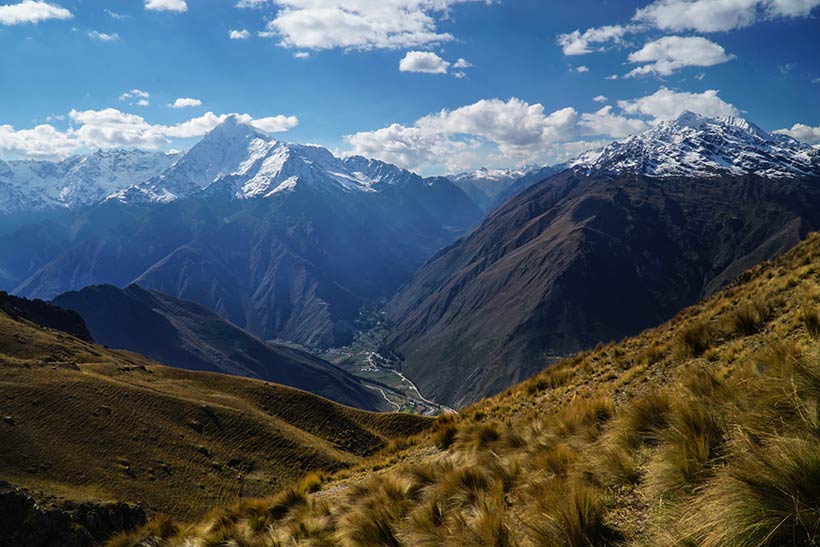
386 113 820 407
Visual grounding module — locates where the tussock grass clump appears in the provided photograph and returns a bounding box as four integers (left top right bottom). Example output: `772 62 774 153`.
800 307 820 338
729 300 771 336
617 390 671 449
527 364 575 395
677 320 718 357
432 419 458 450
526 481 620 547
681 436 820 547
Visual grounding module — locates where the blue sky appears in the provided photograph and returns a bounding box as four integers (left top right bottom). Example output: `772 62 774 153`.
0 0 819 174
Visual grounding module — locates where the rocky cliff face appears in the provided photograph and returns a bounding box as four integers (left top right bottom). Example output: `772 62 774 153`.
0 481 146 547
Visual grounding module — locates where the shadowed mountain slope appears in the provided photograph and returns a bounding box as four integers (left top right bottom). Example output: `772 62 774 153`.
53 284 384 411
387 113 820 407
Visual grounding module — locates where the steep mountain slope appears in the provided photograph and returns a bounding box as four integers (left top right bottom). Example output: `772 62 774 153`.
52 284 385 411
0 149 178 214
387 112 820 407
0 298 431 523
110 229 820 547
1 118 482 348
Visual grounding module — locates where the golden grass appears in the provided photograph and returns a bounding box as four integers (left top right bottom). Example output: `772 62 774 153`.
76 232 820 545
0 312 431 520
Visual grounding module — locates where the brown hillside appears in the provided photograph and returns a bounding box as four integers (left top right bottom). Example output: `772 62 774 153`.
111 231 820 546
0 308 431 521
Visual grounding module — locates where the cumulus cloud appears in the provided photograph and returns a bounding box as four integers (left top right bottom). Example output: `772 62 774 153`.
169 98 203 109
145 0 188 13
593 95 608 103
557 24 635 55
576 65 590 73
626 36 734 77
774 123 820 144
88 30 119 41
453 58 472 68
229 28 252 39
399 51 450 73
634 0 820 32
618 87 739 121
0 1 72 25
557 0 820 59
345 97 655 172
579 106 649 138
0 109 298 160
256 0 488 51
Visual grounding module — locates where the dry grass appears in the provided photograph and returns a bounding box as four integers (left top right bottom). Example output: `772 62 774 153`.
0 311 431 520
79 232 820 546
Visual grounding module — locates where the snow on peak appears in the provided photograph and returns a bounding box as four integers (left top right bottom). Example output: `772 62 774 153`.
0 149 178 213
572 112 820 179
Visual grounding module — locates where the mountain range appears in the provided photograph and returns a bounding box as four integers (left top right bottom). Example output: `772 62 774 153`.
0 117 482 348
387 111 820 406
52 284 385 411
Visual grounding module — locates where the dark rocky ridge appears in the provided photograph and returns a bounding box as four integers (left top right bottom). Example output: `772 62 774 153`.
53 284 385 411
0 291 92 342
0 481 146 547
387 170 820 407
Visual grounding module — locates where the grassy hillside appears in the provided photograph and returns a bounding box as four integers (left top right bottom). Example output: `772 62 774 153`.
0 308 431 521
110 231 820 546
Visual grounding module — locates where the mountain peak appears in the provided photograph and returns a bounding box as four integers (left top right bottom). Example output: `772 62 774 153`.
573 112 819 179
670 110 706 129
204 115 268 143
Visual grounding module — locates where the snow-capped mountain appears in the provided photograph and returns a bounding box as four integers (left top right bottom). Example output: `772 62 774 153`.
572 111 820 179
112 115 441 205
0 149 179 214
448 166 543 210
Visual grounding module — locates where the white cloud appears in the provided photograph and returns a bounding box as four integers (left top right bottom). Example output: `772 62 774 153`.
556 24 634 55
593 95 608 103
257 0 488 51
453 70 467 78
145 0 188 13
345 97 654 172
229 28 252 39
0 109 298 160
169 97 203 109
105 9 128 19
399 51 450 73
293 51 310 58
774 123 820 144
0 1 71 25
626 36 734 77
88 30 119 41
119 89 150 107
0 123 78 158
557 0 820 60
578 105 649 138
576 65 590 73
453 58 472 68
633 0 820 32
618 87 740 121
247 114 300 133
